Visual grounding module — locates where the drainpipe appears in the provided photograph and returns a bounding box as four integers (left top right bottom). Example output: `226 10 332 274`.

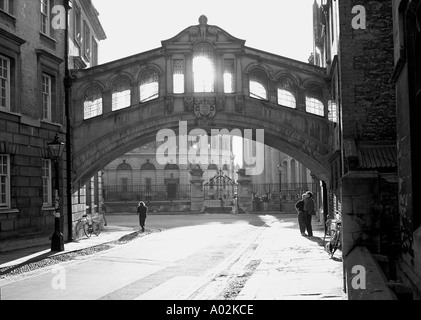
64 0 73 242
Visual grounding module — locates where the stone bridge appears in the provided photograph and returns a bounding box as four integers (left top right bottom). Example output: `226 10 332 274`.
70 16 333 189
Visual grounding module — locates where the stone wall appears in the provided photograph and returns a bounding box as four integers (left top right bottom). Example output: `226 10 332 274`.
0 0 69 251
392 0 421 299
338 0 396 145
337 0 399 260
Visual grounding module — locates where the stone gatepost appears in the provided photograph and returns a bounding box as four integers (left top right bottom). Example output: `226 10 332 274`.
190 167 205 212
341 171 381 257
237 169 253 213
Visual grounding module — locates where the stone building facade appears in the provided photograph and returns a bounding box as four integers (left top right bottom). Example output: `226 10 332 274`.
102 136 236 213
102 138 314 213
313 0 420 298
391 0 421 300
0 0 105 252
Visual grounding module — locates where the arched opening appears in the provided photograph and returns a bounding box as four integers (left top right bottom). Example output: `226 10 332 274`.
193 43 215 93
249 68 268 100
83 85 103 120
112 76 131 111
116 161 132 200
140 162 156 201
305 84 325 117
164 164 180 200
139 69 159 103
278 77 297 109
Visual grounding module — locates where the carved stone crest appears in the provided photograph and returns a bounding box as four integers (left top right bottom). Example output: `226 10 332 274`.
216 96 226 112
235 96 245 113
165 96 174 114
194 98 216 121
184 97 194 112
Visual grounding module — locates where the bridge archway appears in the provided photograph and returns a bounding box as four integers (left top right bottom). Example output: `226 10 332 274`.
71 16 333 189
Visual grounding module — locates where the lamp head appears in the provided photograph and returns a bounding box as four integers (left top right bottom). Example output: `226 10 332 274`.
47 133 65 160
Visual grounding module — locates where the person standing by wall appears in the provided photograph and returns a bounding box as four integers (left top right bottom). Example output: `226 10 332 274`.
137 201 148 232
295 194 307 236
303 191 315 237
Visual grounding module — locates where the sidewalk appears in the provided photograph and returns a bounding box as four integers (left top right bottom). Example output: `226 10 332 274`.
1 214 346 301
0 225 137 269
236 217 346 300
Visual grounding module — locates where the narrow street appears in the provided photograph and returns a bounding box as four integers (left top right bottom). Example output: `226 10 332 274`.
0 214 345 300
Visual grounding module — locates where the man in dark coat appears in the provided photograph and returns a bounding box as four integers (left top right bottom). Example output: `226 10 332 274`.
137 201 148 232
295 194 307 236
303 191 315 237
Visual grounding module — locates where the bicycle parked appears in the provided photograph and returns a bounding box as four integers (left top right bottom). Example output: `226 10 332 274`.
77 214 102 238
323 217 341 258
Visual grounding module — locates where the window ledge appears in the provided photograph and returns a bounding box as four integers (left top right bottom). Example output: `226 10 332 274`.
0 9 16 26
0 208 19 215
42 206 56 212
40 119 63 128
0 107 21 118
39 32 57 50
40 32 57 43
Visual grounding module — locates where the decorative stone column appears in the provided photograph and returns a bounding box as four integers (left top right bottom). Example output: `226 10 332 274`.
185 52 193 94
297 86 307 112
190 167 205 212
237 169 253 213
165 53 173 95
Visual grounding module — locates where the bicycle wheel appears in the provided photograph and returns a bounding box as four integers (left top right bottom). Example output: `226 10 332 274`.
83 223 92 238
92 222 101 236
330 230 341 257
323 219 334 246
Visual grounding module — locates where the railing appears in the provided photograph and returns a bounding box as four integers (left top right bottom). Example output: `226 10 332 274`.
251 183 317 201
103 184 191 202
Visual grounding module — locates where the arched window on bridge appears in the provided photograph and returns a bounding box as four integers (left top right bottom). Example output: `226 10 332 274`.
328 100 338 123
277 78 297 109
249 68 268 101
224 59 235 94
139 69 159 103
193 43 215 93
83 85 103 120
112 77 131 111
173 59 185 94
305 85 325 117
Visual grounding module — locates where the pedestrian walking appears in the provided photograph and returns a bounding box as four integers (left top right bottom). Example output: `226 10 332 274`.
231 194 238 214
137 201 148 232
262 194 269 211
303 191 315 237
255 194 261 212
102 204 108 226
295 194 307 237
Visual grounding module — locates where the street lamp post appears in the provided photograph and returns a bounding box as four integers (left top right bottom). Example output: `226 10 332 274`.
47 133 65 252
278 164 282 212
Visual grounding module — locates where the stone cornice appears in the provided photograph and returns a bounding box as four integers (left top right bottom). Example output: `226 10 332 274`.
0 27 26 46
35 49 64 65
79 0 107 40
